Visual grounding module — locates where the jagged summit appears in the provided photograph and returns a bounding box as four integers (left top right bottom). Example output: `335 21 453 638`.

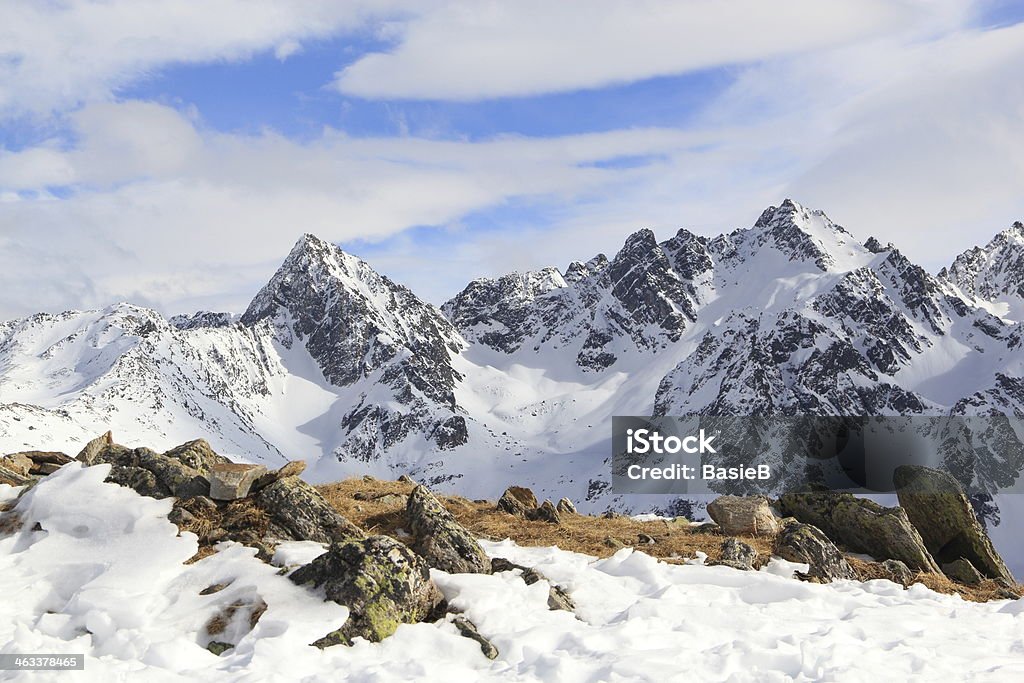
940 220 1024 316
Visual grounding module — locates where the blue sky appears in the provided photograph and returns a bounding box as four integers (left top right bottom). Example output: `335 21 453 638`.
1 0 1024 318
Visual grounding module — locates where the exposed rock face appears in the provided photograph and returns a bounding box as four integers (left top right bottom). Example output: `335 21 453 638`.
497 486 538 517
255 477 364 544
76 432 114 465
719 538 757 570
84 439 210 499
289 536 443 645
894 465 1014 582
406 486 490 574
253 460 307 492
773 520 856 582
209 463 267 501
162 439 232 472
1 451 72 477
943 558 983 586
778 492 939 572
706 496 779 536
0 463 33 486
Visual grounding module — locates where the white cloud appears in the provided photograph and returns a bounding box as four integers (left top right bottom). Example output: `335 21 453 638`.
0 0 409 116
0 101 711 317
334 0 962 100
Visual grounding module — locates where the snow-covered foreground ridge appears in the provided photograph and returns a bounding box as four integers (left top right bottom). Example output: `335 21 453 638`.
3 466 1024 682
3 200 1024 515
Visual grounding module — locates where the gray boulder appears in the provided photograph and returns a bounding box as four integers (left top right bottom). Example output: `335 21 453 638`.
252 460 307 492
490 558 575 611
76 431 114 465
881 559 915 587
209 463 267 500
290 535 443 645
256 476 364 544
452 616 499 659
894 465 1014 583
556 497 577 515
526 500 561 524
162 439 232 473
778 491 940 573
774 519 856 582
406 486 490 574
497 486 538 517
707 495 779 536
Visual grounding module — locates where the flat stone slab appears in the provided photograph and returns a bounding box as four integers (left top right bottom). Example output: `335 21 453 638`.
209 463 268 500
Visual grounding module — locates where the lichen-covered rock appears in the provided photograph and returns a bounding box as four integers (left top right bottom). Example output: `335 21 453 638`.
406 486 490 574
719 537 757 570
943 557 984 586
209 463 267 500
526 500 561 524
773 519 856 582
707 495 779 536
162 439 232 473
556 497 577 515
135 448 209 498
290 535 443 644
252 460 307 492
84 439 209 499
881 559 915 587
894 465 1014 583
256 477 364 544
778 491 939 572
497 486 538 517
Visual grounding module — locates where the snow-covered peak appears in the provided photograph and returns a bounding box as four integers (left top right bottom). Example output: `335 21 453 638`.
940 220 1024 320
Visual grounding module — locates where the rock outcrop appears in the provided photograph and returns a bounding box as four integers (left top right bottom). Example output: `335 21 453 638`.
718 538 757 571
707 496 779 536
256 477 364 545
406 486 491 574
209 463 267 500
778 492 939 572
497 486 538 517
289 536 443 645
894 465 1014 583
774 519 856 582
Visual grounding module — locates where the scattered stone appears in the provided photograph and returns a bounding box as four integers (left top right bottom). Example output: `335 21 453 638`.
406 485 490 574
2 451 72 477
601 510 620 519
526 500 561 524
207 641 232 656
690 522 721 535
778 491 940 573
398 474 414 484
556 497 577 515
881 559 915 587
452 616 498 660
497 486 538 517
31 462 62 475
487 559 574 611
719 537 757 570
209 463 268 501
200 583 229 596
894 465 1014 583
943 558 984 586
0 463 33 487
707 495 779 537
362 474 376 482
290 536 443 645
773 519 856 582
604 536 625 550
637 533 656 545
256 477 364 545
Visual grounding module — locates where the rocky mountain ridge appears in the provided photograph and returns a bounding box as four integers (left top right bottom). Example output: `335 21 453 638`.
3 200 1024 518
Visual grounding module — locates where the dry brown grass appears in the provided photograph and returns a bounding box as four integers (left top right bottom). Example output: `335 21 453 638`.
317 477 775 565
318 477 1022 603
0 511 23 537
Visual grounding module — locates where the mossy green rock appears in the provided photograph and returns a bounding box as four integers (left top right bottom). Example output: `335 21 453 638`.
894 465 1014 583
290 535 443 644
778 492 939 573
773 519 856 582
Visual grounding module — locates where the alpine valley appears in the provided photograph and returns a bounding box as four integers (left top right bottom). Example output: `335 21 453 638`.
4 200 1024 519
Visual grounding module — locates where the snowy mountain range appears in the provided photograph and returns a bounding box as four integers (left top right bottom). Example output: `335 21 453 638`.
4 199 1024 511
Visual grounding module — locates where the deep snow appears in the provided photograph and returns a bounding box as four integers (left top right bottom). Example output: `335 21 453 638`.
3 466 1024 682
